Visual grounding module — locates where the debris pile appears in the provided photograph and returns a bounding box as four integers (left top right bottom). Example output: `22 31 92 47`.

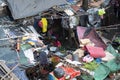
0 0 120 80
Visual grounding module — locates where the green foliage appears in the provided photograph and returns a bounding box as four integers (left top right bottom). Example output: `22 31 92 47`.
83 61 99 71
114 36 120 43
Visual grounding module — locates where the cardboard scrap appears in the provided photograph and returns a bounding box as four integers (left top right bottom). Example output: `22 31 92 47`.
73 48 84 58
79 39 95 47
80 39 91 45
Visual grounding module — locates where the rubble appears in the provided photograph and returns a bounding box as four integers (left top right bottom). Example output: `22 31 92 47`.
0 0 120 80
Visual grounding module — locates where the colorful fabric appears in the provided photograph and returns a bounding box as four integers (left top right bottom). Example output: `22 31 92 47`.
40 18 48 33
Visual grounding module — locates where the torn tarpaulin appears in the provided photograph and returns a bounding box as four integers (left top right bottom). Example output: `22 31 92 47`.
77 26 107 50
6 0 67 19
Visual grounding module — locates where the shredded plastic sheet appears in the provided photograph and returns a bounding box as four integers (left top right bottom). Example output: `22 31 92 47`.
23 49 35 64
19 43 35 66
18 50 30 66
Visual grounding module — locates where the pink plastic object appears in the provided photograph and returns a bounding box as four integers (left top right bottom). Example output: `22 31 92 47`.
86 46 106 58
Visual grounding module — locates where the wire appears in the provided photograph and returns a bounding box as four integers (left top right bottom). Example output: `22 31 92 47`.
41 12 89 19
96 23 120 30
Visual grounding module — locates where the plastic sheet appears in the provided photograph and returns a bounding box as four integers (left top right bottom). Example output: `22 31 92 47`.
94 45 120 80
77 26 107 50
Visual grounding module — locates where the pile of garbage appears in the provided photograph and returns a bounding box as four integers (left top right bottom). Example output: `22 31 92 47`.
0 0 119 80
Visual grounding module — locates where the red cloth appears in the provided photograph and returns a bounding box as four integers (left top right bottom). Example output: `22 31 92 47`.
38 21 43 28
53 40 61 47
86 46 106 58
58 66 80 80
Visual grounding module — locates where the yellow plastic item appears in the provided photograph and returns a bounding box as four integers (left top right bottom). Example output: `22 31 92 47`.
98 8 106 16
41 18 48 33
22 36 29 41
28 41 35 46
